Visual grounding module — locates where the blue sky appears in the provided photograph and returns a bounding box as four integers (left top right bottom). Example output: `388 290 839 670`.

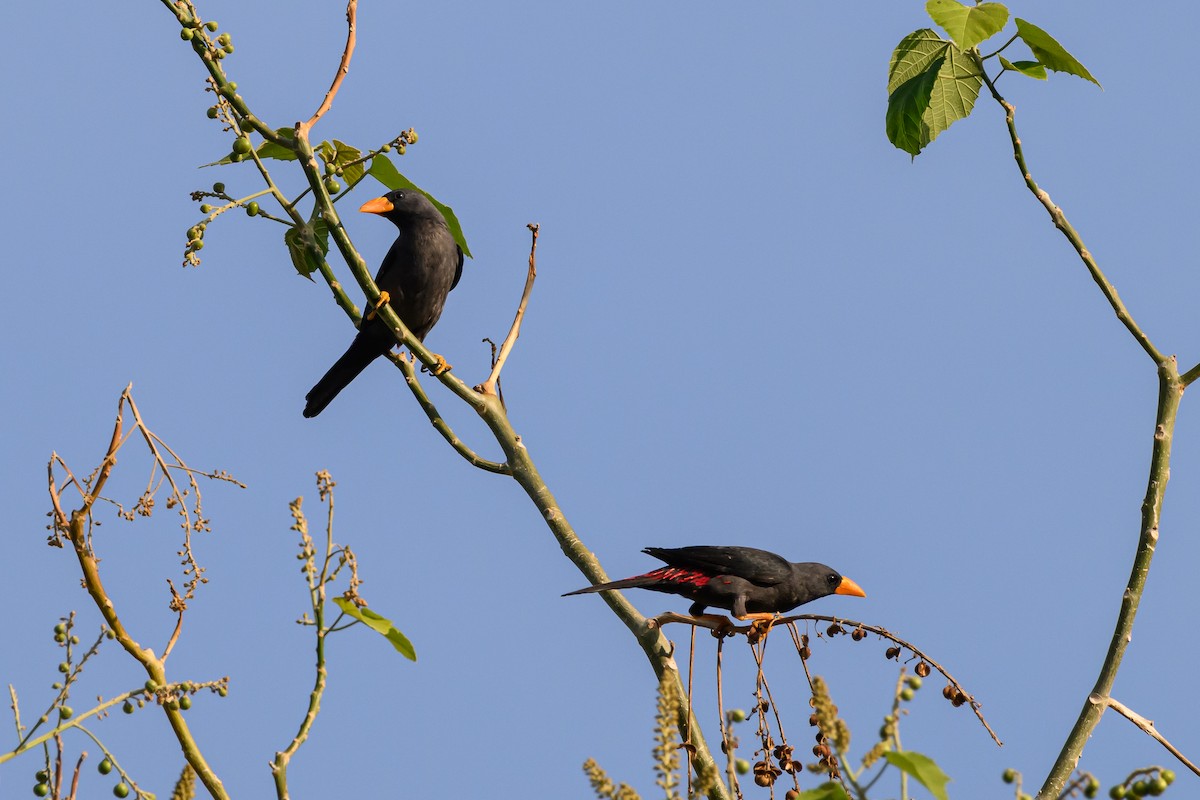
3 2 1198 798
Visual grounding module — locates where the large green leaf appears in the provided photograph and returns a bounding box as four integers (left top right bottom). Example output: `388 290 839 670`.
883 751 951 800
283 217 329 279
926 0 1009 49
886 29 982 156
367 155 473 259
1014 19 1100 87
798 782 850 800
332 597 416 661
1000 56 1047 80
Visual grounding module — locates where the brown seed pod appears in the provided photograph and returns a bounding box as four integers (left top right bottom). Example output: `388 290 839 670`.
915 661 931 677
786 792 800 800
754 773 773 788
799 646 812 660
885 646 901 660
852 627 866 641
942 684 955 700
827 623 843 636
808 712 819 727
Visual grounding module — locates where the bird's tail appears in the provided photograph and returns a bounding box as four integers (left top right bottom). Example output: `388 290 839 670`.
561 574 659 597
302 332 387 418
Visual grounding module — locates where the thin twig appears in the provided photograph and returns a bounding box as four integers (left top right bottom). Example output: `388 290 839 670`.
477 224 539 396
1104 696 1200 777
392 355 511 474
973 56 1164 365
300 0 357 135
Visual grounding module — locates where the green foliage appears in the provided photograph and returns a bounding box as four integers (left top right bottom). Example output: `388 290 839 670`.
1013 18 1101 86
331 597 416 661
283 218 329 279
367 155 473 258
925 0 1008 49
1000 56 1046 80
886 30 980 156
886 6 1099 156
883 751 951 800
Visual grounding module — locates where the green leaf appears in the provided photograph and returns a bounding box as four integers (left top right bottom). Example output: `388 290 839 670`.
926 0 1009 50
283 217 329 279
330 139 366 187
797 782 850 800
886 29 982 156
1014 18 1100 87
1000 56 1047 80
883 751 951 800
332 597 416 661
367 155 473 259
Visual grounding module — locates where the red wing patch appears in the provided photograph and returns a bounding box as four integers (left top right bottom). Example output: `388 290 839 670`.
646 567 711 588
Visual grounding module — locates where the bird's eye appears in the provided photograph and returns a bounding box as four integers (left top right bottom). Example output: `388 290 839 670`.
827 573 838 585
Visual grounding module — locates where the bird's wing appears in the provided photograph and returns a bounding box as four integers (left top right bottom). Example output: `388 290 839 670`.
450 246 464 291
642 546 792 587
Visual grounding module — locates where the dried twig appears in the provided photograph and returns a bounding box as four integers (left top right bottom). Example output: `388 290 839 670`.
477 224 539 397
1104 696 1200 777
300 0 357 134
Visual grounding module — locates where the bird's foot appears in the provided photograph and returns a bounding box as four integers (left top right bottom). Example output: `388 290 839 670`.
692 613 737 636
421 353 452 376
735 612 780 643
365 290 391 321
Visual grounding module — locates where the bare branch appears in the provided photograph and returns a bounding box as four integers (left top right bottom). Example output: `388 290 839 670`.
477 224 539 397
1104 696 1200 777
300 0 358 135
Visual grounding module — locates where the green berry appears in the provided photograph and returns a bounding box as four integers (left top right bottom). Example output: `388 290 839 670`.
57 662 69 673
53 623 67 635
180 28 194 41
54 633 66 643
1131 780 1149 797
232 137 252 154
113 782 130 798
1002 768 1016 784
408 130 418 143
69 636 79 645
727 708 746 723
205 20 218 31
381 143 391 153
217 687 227 697
213 49 225 60
217 33 231 45
397 143 406 155
239 117 255 132
324 178 341 194
58 705 73 720
192 240 204 251
145 680 159 693
35 771 49 783
1110 786 1126 799
1148 778 1167 796
900 688 915 702
907 676 923 689
179 695 192 711
98 758 113 775
1161 771 1175 785
223 44 234 54
228 82 238 91
735 759 750 775
213 182 225 193
34 784 50 797
51 683 62 690
246 202 260 216
122 701 134 714
199 204 212 214
206 106 218 119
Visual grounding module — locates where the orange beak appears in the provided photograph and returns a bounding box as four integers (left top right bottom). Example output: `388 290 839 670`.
359 196 394 214
834 576 867 598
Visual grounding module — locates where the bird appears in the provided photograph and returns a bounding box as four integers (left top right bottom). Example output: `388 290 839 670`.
563 546 866 620
303 189 463 418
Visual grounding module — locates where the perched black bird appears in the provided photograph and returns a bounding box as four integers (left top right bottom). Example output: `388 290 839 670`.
303 189 463 418
563 546 866 619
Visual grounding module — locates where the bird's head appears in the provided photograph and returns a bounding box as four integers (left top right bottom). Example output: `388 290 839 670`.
359 189 441 224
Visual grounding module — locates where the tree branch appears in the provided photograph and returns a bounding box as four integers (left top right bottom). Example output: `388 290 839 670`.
1104 696 1200 778
477 223 539 397
299 0 357 136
